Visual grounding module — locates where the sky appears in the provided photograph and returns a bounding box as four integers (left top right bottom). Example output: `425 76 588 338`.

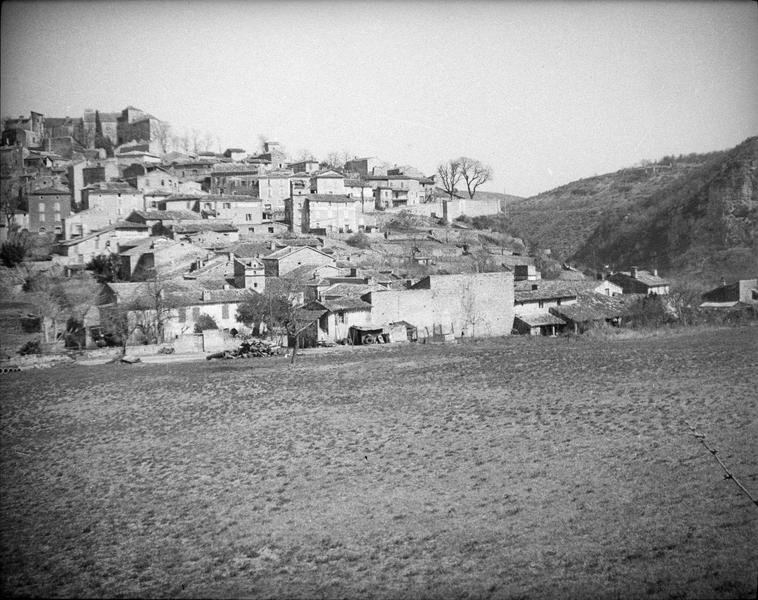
1 0 757 197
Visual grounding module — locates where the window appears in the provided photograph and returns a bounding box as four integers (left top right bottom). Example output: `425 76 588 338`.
245 214 252 221
538 300 544 308
338 312 345 324
192 307 200 320
54 202 60 210
223 203 231 209
39 213 45 222
38 202 45 212
222 304 229 319
178 308 186 323
268 227 274 233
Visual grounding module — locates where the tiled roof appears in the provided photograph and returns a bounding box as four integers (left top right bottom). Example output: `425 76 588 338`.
321 282 384 299
549 292 638 323
514 312 567 327
311 169 345 178
263 245 331 261
612 269 669 286
130 209 201 221
84 181 139 193
201 194 261 202
304 194 356 204
106 281 250 308
221 241 276 258
173 222 238 233
318 298 372 312
280 263 337 283
30 184 70 194
514 279 583 302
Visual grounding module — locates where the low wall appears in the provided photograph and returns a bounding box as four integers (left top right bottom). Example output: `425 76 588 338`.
377 198 503 220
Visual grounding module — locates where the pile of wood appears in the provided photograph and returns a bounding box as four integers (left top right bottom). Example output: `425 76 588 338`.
206 339 283 360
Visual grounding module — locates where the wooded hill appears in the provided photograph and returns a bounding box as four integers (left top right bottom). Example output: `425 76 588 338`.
505 137 758 283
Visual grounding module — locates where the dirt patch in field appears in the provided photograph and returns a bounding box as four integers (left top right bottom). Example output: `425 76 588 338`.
1 327 756 598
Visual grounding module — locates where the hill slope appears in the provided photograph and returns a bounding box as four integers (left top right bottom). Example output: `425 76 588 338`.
573 137 757 281
505 138 757 282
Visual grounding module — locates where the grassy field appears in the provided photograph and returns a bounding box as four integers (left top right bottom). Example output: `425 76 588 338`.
1 327 757 599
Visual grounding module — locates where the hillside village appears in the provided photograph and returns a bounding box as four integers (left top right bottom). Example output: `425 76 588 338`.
0 107 756 360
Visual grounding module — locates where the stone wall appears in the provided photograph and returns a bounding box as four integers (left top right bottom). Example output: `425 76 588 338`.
367 272 514 339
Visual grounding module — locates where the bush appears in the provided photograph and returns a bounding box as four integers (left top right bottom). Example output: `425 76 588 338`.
19 340 41 355
1 239 27 268
194 314 218 333
346 232 371 249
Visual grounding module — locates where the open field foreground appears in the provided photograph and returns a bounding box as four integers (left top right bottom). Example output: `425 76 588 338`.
1 327 757 599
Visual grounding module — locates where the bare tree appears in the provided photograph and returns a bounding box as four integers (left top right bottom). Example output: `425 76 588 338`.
0 145 26 230
236 278 311 364
437 159 463 202
199 131 215 153
153 121 172 154
294 149 316 162
458 156 492 199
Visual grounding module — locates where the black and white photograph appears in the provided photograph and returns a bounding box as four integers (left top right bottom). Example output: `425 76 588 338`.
1 0 756 597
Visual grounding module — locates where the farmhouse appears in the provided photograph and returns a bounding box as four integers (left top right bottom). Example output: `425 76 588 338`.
549 291 636 333
365 272 515 340
608 267 669 295
260 245 335 277
700 278 758 308
99 280 251 342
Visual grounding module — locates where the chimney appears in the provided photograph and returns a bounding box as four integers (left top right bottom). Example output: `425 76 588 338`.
630 266 638 279
720 276 726 287
269 240 276 250
202 289 211 301
652 268 658 277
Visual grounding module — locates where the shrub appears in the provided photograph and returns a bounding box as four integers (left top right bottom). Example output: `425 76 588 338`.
1 239 27 268
346 232 371 249
194 314 218 333
19 340 41 355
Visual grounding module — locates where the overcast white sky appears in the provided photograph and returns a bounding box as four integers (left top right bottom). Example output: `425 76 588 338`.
1 0 756 197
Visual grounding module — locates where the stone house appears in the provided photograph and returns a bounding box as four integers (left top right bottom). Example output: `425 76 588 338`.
288 159 320 174
286 194 363 234
700 278 758 308
365 272 515 340
232 256 266 293
344 157 386 178
310 169 346 195
223 148 247 161
260 245 335 277
255 171 293 219
81 181 144 218
118 237 211 280
172 222 240 246
303 297 373 344
549 292 636 334
608 267 670 295
123 164 179 194
197 194 262 229
210 163 261 195
28 184 71 235
99 280 251 342
368 174 426 208
156 194 203 212
124 209 203 234
55 221 149 266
